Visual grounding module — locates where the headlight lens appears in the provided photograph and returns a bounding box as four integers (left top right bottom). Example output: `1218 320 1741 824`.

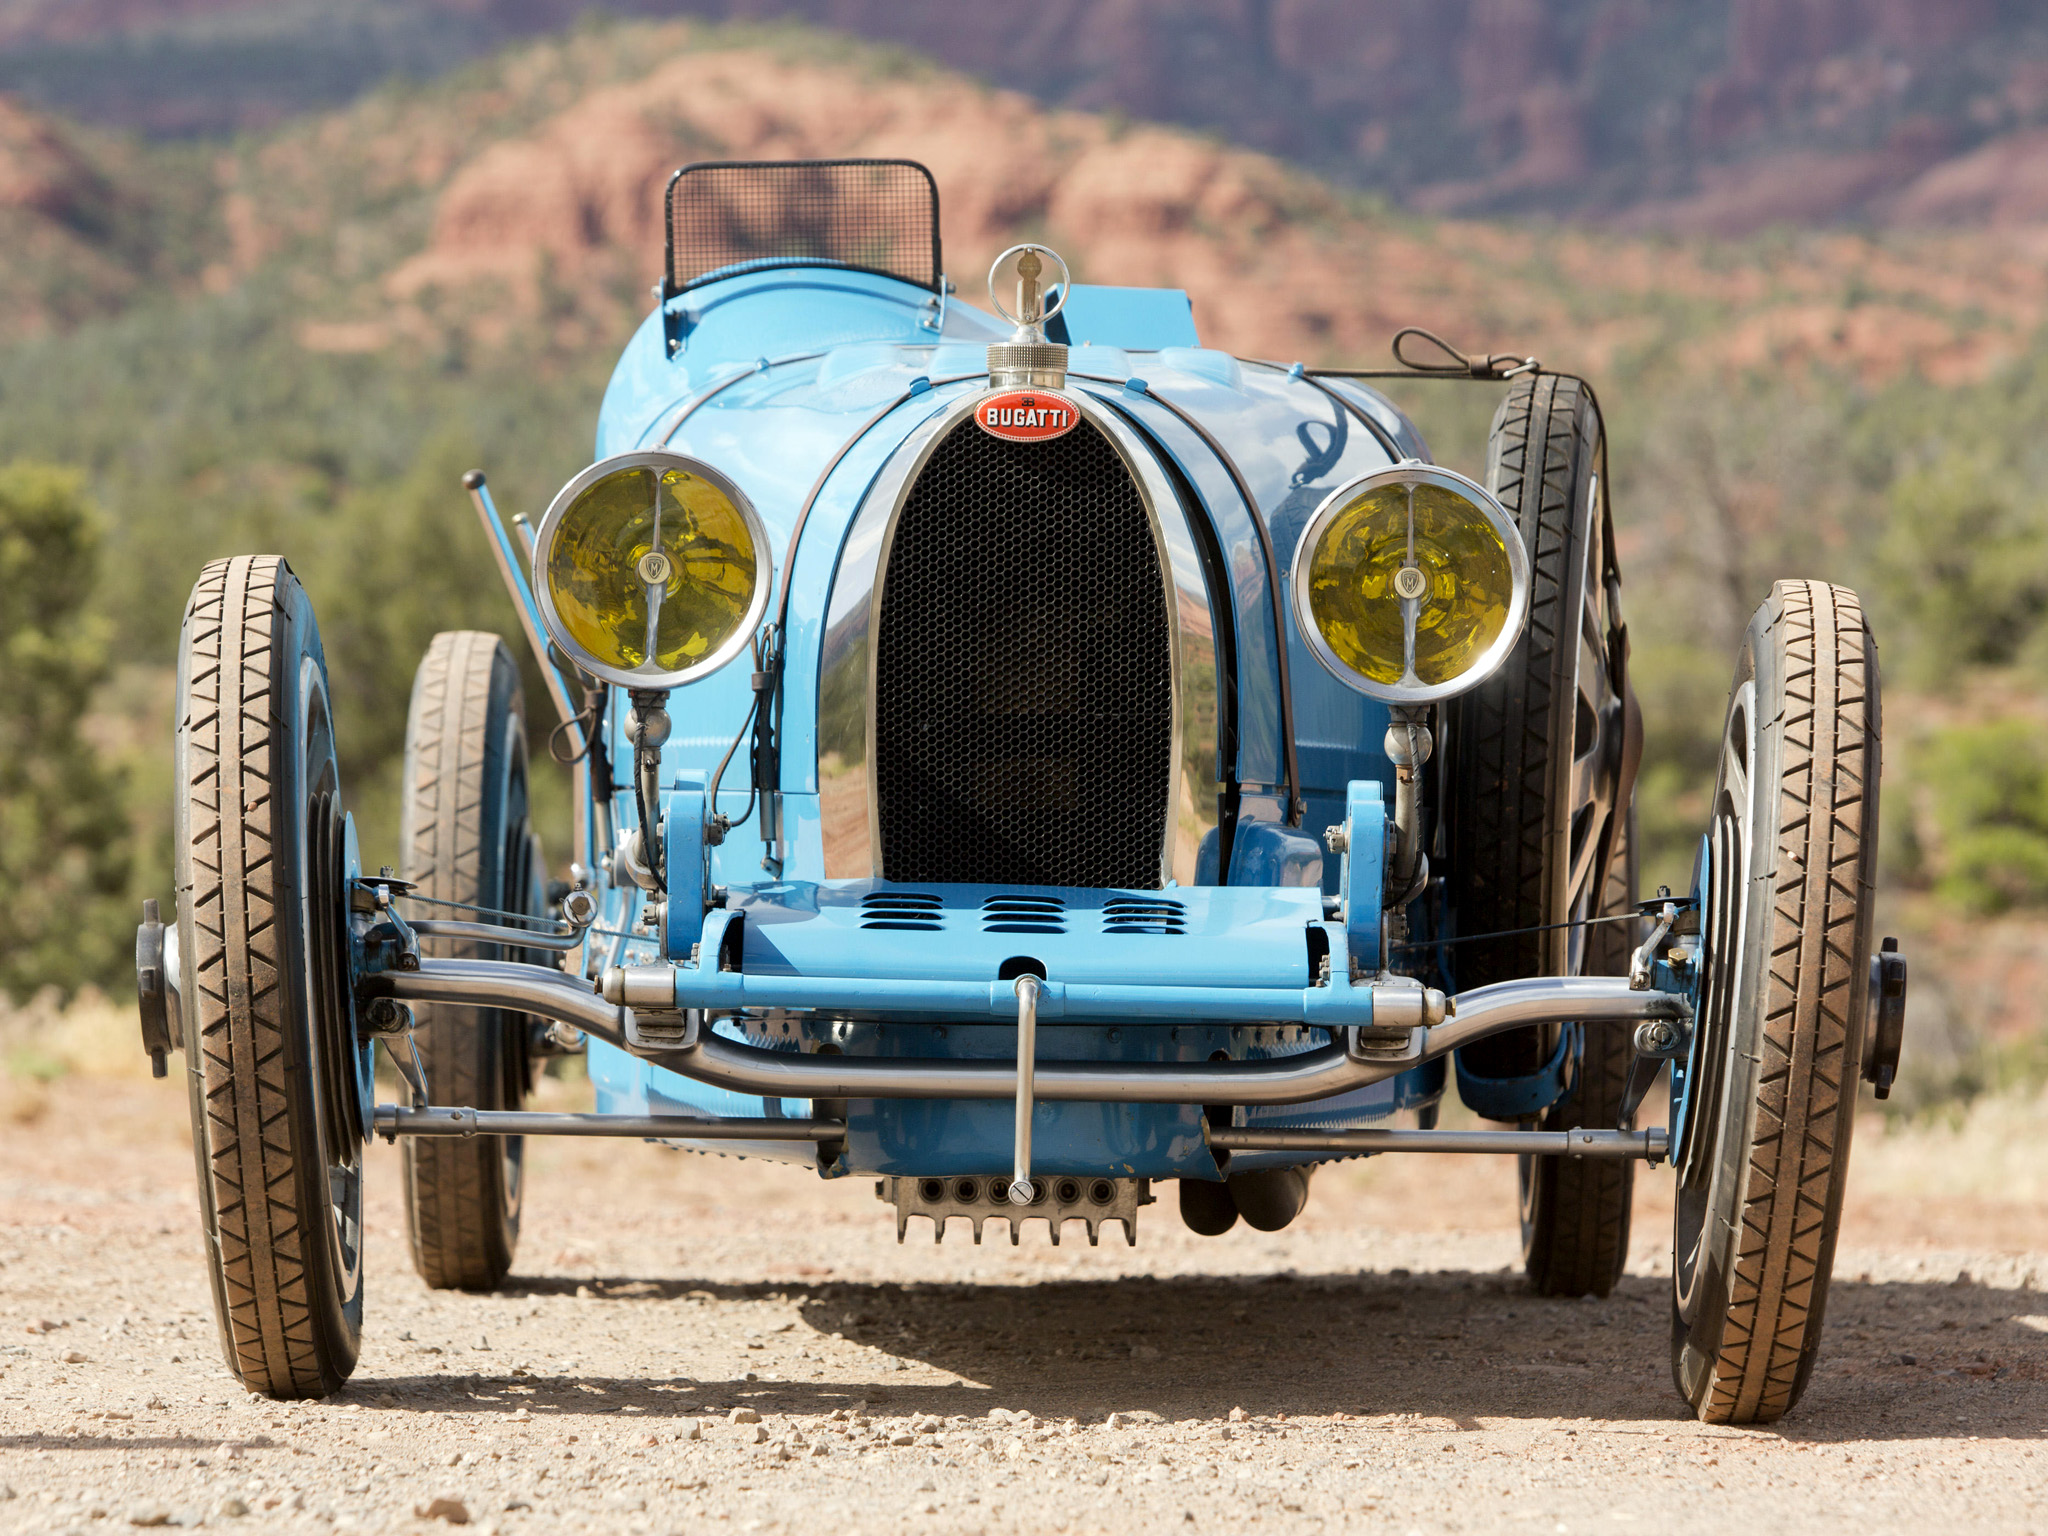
533 451 768 690
1291 465 1529 704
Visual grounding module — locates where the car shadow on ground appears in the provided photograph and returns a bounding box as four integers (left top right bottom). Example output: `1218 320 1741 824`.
363 1268 2046 1442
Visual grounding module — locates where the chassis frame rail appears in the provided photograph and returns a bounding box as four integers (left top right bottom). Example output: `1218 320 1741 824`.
363 961 1687 1108
1207 1125 1668 1162
374 1106 844 1140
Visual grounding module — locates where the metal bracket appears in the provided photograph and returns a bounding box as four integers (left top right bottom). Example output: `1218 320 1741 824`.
134 898 174 1078
1618 1016 1689 1130
1346 1025 1425 1064
353 874 422 976
1864 937 1907 1098
1338 779 1387 967
663 775 710 960
386 1028 430 1112
1629 899 1678 990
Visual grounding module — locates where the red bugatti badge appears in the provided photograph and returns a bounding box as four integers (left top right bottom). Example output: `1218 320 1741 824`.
975 390 1080 442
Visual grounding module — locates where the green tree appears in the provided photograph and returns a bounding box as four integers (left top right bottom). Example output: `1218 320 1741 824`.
0 462 130 997
1913 719 2048 913
1869 450 2048 683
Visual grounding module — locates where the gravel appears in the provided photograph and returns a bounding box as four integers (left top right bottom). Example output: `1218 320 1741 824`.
1 1076 2044 1534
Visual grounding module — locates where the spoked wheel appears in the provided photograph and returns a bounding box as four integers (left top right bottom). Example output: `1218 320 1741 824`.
1671 580 1881 1424
400 631 539 1291
1448 373 1640 1296
175 556 370 1398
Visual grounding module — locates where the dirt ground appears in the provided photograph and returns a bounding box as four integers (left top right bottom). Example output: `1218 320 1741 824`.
1 1069 2044 1536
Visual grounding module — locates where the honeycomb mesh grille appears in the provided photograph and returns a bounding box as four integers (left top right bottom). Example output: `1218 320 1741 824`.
874 414 1172 888
665 159 941 294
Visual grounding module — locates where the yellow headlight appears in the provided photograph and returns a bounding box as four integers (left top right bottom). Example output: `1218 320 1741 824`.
1291 465 1529 703
534 451 769 689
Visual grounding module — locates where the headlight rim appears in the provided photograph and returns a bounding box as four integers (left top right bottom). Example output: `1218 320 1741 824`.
1289 461 1531 706
531 448 771 692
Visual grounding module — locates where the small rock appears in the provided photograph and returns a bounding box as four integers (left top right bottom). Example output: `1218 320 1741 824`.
890 1431 916 1446
1900 1352 1918 1366
1105 1412 1123 1430
416 1496 471 1525
1227 1406 1248 1423
747 1423 768 1444
1130 1344 1161 1361
62 1350 88 1364
729 1407 761 1425
914 1414 942 1433
917 1480 936 1492
679 1419 702 1441
374 1394 398 1408
1004 1437 1028 1461
128 1508 172 1528
145 1398 166 1411
216 1497 249 1518
216 1443 240 1460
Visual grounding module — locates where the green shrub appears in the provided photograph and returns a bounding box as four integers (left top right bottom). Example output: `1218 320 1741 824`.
0 462 131 998
1869 450 2048 683
1917 717 2048 913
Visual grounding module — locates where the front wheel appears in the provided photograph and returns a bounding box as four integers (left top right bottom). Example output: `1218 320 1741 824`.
175 556 367 1398
1670 580 1881 1424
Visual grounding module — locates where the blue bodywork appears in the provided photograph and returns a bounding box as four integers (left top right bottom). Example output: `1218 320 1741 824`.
531 261 1506 1180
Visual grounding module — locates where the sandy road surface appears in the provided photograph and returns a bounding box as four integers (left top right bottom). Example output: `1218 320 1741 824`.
1 1076 2045 1536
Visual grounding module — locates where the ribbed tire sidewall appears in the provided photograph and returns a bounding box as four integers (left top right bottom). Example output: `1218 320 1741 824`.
175 555 362 1398
1674 580 1879 1424
399 631 530 1291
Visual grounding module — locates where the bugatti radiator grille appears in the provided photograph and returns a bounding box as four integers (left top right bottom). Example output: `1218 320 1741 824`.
874 416 1172 887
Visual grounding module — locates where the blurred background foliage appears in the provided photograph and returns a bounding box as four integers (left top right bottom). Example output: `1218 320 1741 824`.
0 12 2042 1128
0 464 131 997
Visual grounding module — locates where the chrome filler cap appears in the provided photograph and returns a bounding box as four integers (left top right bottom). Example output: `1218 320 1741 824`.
986 243 1070 388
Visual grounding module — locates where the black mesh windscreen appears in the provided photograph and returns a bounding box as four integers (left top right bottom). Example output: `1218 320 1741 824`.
665 159 941 294
874 416 1174 888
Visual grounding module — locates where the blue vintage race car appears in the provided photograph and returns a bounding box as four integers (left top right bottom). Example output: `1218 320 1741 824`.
136 159 1906 1424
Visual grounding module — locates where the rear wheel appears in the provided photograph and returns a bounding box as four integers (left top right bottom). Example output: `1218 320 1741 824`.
1446 374 1637 1295
399 632 540 1291
175 555 367 1398
1518 809 1637 1295
1671 581 1880 1424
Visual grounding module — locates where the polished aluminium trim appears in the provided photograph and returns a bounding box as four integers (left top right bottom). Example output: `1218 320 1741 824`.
818 387 1219 883
374 1105 842 1140
1106 379 1306 826
1009 974 1042 1205
365 958 631 1051
530 450 773 692
1290 463 1532 706
381 959 1683 1108
1207 1125 1668 1161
